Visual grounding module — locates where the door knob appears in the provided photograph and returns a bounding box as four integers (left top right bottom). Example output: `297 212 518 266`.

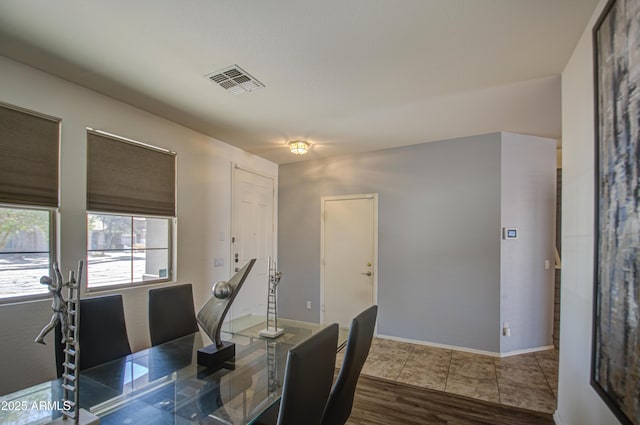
361 271 372 277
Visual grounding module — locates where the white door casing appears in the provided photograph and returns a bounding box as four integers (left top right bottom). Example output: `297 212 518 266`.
321 194 378 329
231 165 274 319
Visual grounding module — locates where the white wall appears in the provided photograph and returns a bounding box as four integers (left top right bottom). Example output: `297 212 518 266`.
500 132 557 354
0 56 278 395
556 0 621 423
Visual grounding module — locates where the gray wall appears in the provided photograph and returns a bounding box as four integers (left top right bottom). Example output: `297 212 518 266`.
500 133 557 353
279 134 504 352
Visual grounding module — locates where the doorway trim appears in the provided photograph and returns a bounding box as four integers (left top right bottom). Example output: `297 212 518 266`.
320 193 379 329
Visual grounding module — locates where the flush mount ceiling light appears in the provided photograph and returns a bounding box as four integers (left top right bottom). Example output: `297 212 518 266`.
205 65 264 95
289 140 309 155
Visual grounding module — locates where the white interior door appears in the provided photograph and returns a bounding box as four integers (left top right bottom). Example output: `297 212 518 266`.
321 194 377 328
231 166 274 319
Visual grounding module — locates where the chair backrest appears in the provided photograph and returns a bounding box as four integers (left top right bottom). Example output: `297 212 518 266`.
54 323 65 378
79 295 131 370
277 323 339 425
148 283 199 346
320 305 378 425
78 294 132 371
56 294 132 375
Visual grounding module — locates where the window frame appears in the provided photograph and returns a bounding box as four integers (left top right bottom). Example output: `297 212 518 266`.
0 203 57 304
85 211 174 293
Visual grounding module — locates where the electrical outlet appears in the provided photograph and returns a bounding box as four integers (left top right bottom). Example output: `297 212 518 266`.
502 322 511 337
306 301 312 310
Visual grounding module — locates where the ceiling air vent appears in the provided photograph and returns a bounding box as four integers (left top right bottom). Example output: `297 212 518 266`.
205 65 265 95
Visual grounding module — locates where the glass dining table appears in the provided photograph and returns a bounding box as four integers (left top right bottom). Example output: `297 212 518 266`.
0 317 348 425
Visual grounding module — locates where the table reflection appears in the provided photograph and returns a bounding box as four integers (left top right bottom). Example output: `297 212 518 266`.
0 318 347 425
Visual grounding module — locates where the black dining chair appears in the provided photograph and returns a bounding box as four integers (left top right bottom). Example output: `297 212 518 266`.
55 294 132 375
148 283 199 346
320 305 378 425
255 323 339 425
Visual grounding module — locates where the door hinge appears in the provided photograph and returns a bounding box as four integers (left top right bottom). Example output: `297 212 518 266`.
321 304 325 312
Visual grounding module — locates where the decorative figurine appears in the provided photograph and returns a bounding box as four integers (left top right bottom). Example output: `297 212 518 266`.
196 259 256 368
259 257 284 338
35 265 70 345
35 261 99 425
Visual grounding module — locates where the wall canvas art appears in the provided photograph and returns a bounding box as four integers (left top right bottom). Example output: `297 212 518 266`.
592 1 640 425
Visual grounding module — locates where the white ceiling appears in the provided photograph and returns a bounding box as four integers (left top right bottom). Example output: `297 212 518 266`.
0 0 599 164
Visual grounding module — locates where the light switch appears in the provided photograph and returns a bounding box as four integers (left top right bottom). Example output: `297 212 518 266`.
214 257 225 267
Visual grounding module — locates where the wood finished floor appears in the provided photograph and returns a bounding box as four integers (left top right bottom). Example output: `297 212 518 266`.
337 338 558 424
337 338 559 414
346 375 555 425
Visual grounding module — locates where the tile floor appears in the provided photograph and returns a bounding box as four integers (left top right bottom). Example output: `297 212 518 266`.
338 338 559 414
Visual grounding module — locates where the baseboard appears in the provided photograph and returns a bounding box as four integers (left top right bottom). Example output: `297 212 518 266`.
553 410 562 425
500 345 556 358
376 333 501 357
376 334 554 358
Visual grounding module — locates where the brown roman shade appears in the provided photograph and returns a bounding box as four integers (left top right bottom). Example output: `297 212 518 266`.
0 102 60 207
87 130 176 217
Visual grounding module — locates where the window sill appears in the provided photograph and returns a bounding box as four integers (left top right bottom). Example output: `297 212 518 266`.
85 278 174 294
0 292 51 306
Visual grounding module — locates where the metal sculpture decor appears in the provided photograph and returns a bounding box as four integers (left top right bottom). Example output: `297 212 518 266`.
592 1 640 424
196 259 256 368
265 340 279 394
35 263 76 347
259 257 284 338
35 261 99 425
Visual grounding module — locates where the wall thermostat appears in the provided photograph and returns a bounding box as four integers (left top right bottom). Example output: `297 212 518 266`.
502 227 518 239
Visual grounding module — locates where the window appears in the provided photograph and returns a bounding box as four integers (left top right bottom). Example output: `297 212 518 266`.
86 129 176 289
87 213 171 288
0 102 60 301
0 205 54 300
